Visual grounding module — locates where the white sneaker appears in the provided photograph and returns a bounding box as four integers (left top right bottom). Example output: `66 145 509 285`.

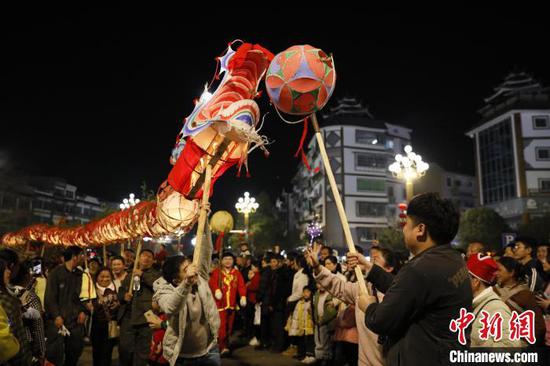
248 337 259 346
302 356 316 364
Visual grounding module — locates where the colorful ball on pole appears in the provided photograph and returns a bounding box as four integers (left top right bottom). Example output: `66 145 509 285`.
266 45 336 115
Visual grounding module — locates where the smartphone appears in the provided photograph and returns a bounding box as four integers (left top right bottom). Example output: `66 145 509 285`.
31 259 42 276
144 310 161 323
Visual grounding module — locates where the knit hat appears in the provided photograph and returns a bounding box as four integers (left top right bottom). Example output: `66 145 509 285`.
466 253 498 284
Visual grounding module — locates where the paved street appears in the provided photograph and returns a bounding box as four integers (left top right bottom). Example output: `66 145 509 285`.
79 344 303 365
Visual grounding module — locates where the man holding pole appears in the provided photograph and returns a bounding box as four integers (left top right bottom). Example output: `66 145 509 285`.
354 193 472 366
118 248 161 366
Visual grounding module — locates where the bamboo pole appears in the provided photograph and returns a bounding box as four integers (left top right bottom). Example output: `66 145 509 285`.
103 244 107 267
311 113 369 295
192 165 213 267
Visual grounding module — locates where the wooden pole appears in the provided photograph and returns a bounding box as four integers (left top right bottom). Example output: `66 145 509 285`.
40 243 46 258
103 244 107 267
128 237 143 294
311 113 369 295
193 165 213 267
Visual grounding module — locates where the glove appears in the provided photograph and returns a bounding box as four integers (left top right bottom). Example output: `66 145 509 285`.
215 289 222 300
240 296 247 308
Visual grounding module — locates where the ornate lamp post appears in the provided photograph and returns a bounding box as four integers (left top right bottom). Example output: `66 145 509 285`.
388 145 429 202
235 192 259 244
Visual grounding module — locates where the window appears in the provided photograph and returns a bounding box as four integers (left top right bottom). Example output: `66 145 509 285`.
356 227 379 242
355 153 387 169
536 147 550 161
356 201 386 217
355 130 385 146
446 177 452 187
478 118 516 204
454 180 462 187
357 178 385 192
540 179 550 193
533 116 550 129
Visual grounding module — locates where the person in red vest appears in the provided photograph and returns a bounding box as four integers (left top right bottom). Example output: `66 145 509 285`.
209 252 246 356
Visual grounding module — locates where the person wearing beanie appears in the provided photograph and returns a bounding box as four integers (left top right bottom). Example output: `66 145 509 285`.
466 253 521 347
208 251 246 356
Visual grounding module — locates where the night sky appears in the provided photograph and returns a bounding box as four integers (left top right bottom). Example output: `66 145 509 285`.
1 6 549 211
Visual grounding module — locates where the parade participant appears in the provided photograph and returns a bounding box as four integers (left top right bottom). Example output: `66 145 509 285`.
209 251 246 356
154 225 221 366
10 260 46 364
0 303 20 364
0 259 31 366
355 193 472 366
110 255 127 292
44 246 87 366
494 256 546 346
305 244 385 366
466 253 521 347
513 237 545 292
90 267 119 366
118 249 161 366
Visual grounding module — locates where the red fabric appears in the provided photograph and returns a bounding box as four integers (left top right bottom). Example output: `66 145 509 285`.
246 272 261 304
149 314 168 364
167 138 240 199
214 232 225 253
209 267 246 310
218 309 236 351
228 43 274 71
466 253 498 283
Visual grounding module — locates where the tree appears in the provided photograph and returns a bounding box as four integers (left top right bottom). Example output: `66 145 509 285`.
457 207 510 252
378 227 407 256
519 214 550 244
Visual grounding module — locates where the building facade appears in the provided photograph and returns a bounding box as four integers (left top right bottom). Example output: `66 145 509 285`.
0 174 115 235
413 162 477 212
466 72 550 226
285 97 411 252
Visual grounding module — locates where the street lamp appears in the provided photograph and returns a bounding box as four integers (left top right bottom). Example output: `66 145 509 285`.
388 145 429 202
119 193 141 254
119 193 140 210
235 192 259 244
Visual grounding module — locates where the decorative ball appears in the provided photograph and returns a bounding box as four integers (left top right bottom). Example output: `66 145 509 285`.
266 45 336 115
210 210 234 233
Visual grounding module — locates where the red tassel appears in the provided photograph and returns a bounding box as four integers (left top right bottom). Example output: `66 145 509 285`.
215 232 225 253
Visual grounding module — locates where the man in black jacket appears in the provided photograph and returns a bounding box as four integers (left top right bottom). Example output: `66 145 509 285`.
353 193 473 366
44 246 87 366
118 249 161 366
513 236 545 292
